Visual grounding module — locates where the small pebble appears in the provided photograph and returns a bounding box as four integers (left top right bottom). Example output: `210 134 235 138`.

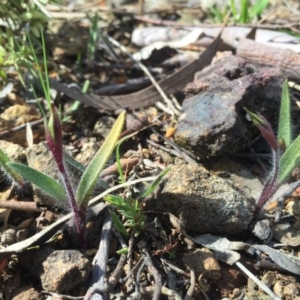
231 288 241 298
149 133 160 143
283 283 299 299
1 228 17 246
273 281 283 298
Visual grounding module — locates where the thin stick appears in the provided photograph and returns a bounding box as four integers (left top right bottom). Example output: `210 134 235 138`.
184 269 196 300
107 36 180 116
86 210 113 300
0 118 44 139
141 248 162 300
236 262 281 300
0 200 47 212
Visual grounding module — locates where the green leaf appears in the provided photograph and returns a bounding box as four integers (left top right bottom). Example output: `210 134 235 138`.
7 162 67 201
279 135 300 183
0 149 24 186
239 0 249 23
64 152 86 173
76 111 125 206
0 149 10 165
109 210 129 239
117 248 128 255
64 151 109 190
229 0 237 19
141 167 171 198
278 79 291 149
105 194 127 208
249 0 269 17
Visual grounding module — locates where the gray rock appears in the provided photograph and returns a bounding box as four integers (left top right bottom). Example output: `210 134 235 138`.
145 164 255 234
210 156 263 200
41 250 91 294
175 55 284 158
0 140 26 163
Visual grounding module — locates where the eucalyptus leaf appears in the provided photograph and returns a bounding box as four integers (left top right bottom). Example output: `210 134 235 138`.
76 111 125 206
279 135 300 183
7 162 67 201
278 79 291 148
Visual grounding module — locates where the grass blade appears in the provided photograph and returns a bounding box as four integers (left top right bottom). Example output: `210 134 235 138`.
249 0 269 17
278 79 291 149
7 162 67 201
141 167 171 198
279 135 300 183
239 0 249 23
109 210 129 239
76 111 125 206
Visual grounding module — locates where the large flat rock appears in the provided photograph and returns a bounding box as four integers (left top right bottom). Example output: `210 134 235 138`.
145 164 255 234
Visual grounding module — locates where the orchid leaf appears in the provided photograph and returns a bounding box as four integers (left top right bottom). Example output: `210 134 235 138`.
244 108 278 151
0 149 24 187
7 162 67 202
278 79 291 149
279 135 300 183
76 111 125 207
64 152 109 190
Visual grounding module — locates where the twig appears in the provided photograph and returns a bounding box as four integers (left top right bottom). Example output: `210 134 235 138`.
107 36 180 117
135 258 146 295
85 210 113 300
163 265 176 290
0 200 47 212
134 16 300 30
140 286 182 299
100 157 140 178
105 227 128 289
42 291 83 299
141 248 162 300
0 118 44 139
147 139 184 158
161 258 188 276
235 261 281 300
184 269 196 300
151 128 198 165
124 231 136 291
198 274 210 300
120 256 144 284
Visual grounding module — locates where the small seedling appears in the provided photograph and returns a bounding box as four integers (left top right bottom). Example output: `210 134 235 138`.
209 0 269 24
7 109 125 248
245 79 300 216
105 167 170 238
